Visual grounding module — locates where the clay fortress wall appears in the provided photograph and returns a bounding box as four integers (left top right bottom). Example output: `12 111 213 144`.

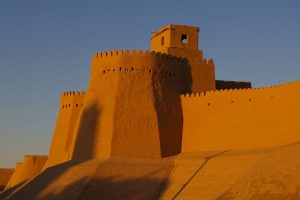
43 91 85 169
0 169 14 191
1 24 300 192
5 155 47 190
70 50 192 159
181 81 300 152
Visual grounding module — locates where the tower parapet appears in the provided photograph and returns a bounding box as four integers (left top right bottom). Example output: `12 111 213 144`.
70 49 192 159
90 49 190 93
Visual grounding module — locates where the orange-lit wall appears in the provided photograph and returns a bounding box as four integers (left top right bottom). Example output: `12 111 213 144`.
181 81 300 152
70 50 191 159
151 24 216 93
43 91 85 170
5 163 22 190
5 155 47 189
0 168 14 191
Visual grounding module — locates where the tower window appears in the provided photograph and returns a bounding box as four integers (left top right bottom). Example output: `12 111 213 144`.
181 34 188 44
161 37 164 45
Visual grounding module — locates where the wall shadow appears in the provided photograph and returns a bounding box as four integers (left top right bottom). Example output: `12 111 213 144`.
71 103 101 159
4 159 174 200
0 181 26 200
154 59 193 157
0 160 87 200
17 175 170 200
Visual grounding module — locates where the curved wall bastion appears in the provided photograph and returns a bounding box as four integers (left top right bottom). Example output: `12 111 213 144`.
70 50 192 159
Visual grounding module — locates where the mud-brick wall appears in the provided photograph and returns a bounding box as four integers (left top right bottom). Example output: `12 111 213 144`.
5 155 47 189
181 81 300 152
43 91 85 170
0 168 14 191
70 50 191 159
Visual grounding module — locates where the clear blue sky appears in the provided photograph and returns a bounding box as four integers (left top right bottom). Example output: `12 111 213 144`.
0 0 299 167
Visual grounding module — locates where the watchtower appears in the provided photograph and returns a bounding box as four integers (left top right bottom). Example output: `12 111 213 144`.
151 24 199 53
151 24 216 93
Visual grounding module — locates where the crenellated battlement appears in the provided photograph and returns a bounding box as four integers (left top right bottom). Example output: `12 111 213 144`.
24 155 48 158
23 155 48 165
0 168 14 172
91 50 190 79
61 91 85 97
92 49 187 62
87 49 192 98
199 58 214 65
60 90 85 109
181 80 300 99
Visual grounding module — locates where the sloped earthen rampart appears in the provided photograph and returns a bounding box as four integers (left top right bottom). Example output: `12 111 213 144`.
181 81 300 152
43 91 85 170
70 50 192 159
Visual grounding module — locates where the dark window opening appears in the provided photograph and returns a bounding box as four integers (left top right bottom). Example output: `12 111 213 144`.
181 34 188 44
161 37 164 45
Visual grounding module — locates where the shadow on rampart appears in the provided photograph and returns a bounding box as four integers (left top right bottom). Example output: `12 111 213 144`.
18 175 170 200
5 159 174 200
0 181 26 200
71 103 101 159
1 160 88 200
78 173 170 200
